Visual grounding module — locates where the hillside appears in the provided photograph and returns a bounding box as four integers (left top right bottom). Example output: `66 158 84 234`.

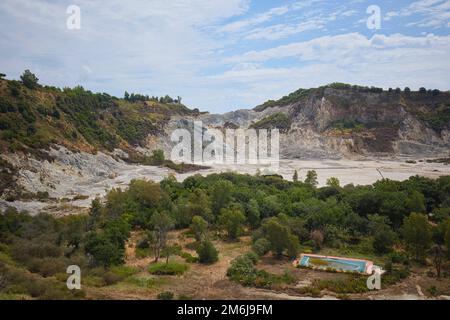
0 77 196 159
1 75 450 207
198 83 450 159
0 74 201 203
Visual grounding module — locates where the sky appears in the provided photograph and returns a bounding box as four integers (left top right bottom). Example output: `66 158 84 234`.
0 0 449 113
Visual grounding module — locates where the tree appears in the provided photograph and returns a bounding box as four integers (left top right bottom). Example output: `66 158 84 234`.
150 212 174 262
252 238 271 256
287 234 300 258
0 73 5 79
88 198 102 230
326 177 340 188
20 70 39 89
219 208 246 240
262 219 290 257
151 149 165 166
246 199 260 228
429 245 444 278
406 191 426 214
310 229 324 251
373 227 397 254
305 170 318 186
161 244 181 264
293 170 298 182
85 232 124 267
368 214 396 254
402 213 432 262
191 215 208 241
84 218 131 268
211 180 233 214
124 91 130 100
444 219 450 259
196 239 219 264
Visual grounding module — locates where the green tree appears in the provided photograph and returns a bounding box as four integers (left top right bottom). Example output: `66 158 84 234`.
150 212 174 262
196 239 219 264
124 91 130 100
211 180 233 214
262 219 290 257
326 177 340 188
444 220 450 259
88 198 102 230
20 70 39 89
406 191 426 213
305 170 318 186
151 149 165 166
286 234 300 258
402 213 432 262
252 238 271 256
429 245 444 278
85 232 124 267
368 214 396 254
191 215 208 241
219 208 246 240
246 199 260 228
161 244 181 264
293 170 298 182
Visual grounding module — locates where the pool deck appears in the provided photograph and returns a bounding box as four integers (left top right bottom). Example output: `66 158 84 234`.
293 253 374 275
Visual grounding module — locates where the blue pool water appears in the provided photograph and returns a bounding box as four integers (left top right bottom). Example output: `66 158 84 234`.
299 255 367 273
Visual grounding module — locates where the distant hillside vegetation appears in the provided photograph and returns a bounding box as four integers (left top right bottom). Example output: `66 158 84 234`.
254 83 450 133
0 71 196 158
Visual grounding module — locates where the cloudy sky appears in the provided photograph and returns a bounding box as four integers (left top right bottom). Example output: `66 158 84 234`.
0 0 449 113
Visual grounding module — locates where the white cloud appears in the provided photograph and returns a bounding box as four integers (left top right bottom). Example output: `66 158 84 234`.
0 0 250 110
386 0 450 28
215 32 450 109
218 5 289 33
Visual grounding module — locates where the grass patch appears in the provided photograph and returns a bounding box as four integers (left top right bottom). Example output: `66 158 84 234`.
179 251 198 263
148 262 188 276
135 247 151 258
110 265 139 278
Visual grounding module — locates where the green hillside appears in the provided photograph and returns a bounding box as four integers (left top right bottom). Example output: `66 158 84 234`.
0 71 196 159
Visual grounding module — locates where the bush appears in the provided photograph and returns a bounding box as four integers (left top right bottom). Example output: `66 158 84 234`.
179 251 198 263
243 252 259 264
102 271 123 286
227 255 256 286
252 238 271 257
148 262 188 275
196 240 218 264
157 291 174 300
110 265 138 278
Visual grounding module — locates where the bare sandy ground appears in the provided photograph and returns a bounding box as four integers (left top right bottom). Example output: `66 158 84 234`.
192 159 450 187
1 158 449 215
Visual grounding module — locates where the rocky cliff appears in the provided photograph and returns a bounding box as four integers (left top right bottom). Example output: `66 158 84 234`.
172 84 450 160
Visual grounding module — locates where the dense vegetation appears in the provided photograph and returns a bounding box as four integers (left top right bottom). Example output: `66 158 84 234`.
0 71 194 156
250 113 291 133
1 170 450 299
253 83 450 134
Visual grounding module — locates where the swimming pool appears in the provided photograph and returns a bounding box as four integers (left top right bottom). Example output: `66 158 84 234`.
297 254 371 274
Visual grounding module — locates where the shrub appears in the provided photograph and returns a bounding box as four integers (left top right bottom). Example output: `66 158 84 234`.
196 240 218 264
252 238 271 257
191 215 208 241
148 262 188 275
157 291 174 300
227 255 256 286
179 251 198 263
110 265 138 278
102 271 123 286
243 252 259 264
